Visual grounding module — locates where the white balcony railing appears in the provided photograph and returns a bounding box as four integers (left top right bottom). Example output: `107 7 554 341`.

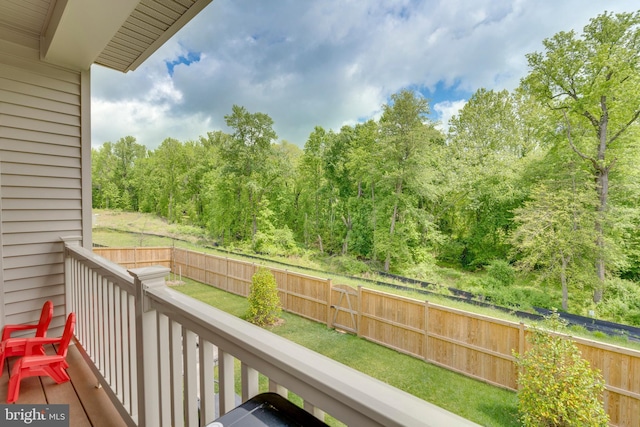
63 240 480 427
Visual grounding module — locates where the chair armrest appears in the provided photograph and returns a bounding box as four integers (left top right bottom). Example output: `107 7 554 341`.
17 354 65 370
23 337 62 356
2 325 38 340
0 337 28 350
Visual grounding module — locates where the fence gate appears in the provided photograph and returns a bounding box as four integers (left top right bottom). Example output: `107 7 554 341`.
331 285 359 334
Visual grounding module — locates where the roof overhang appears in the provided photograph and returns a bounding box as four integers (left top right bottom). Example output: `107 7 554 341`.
0 0 212 73
41 0 139 71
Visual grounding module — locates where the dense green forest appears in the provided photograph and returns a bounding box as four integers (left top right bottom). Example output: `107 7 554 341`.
92 12 640 325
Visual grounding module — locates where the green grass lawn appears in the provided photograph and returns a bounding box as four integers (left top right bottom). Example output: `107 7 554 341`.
174 279 520 427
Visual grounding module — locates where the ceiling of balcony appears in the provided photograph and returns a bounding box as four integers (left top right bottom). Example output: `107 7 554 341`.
0 0 211 72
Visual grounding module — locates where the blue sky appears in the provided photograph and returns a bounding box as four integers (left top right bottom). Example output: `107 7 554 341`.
91 0 637 149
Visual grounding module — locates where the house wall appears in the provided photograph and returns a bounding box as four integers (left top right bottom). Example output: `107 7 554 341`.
0 39 91 332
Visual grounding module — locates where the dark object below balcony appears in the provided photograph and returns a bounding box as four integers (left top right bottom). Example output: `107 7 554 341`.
208 392 329 427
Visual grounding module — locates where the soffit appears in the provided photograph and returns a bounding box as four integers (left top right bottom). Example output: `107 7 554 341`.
0 0 212 72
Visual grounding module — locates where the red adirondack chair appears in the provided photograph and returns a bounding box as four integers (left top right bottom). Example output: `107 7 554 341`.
0 300 54 374
6 312 76 403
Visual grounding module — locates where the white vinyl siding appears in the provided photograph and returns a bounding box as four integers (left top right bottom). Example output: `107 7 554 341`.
0 41 86 332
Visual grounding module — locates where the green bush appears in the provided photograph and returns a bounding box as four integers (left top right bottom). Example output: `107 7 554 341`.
330 256 371 275
514 312 609 426
597 278 640 326
253 226 299 256
246 267 282 326
402 255 441 282
485 286 558 310
485 259 515 287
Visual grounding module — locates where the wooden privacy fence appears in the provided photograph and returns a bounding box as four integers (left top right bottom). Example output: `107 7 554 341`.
93 247 640 427
93 247 173 269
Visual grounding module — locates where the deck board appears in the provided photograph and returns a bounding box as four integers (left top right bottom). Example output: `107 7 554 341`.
0 342 127 426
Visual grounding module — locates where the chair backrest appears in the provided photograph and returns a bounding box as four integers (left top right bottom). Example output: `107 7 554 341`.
56 313 75 358
35 301 54 338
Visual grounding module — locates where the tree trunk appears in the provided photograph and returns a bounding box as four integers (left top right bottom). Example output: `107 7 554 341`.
341 214 352 256
566 101 611 303
250 190 257 238
593 103 610 303
561 253 568 311
594 168 608 302
385 198 399 272
371 182 376 260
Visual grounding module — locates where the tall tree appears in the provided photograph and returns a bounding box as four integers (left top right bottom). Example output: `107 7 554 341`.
112 136 147 210
522 11 640 301
345 120 380 258
220 105 278 240
151 138 188 222
510 181 598 311
298 127 331 250
444 89 531 267
92 137 146 210
377 89 435 272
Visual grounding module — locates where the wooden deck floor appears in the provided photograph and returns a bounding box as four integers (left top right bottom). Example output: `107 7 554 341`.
0 341 127 427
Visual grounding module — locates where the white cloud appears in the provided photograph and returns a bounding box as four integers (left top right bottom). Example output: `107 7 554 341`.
91 0 637 149
91 92 211 148
433 100 467 133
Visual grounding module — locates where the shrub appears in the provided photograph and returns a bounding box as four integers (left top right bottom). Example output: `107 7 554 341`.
253 226 299 256
246 267 282 326
485 259 515 287
484 286 558 311
597 278 640 326
330 256 371 275
513 312 609 426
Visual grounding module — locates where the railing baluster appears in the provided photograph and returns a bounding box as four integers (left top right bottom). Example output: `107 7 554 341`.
218 350 235 415
131 267 165 427
304 401 326 422
268 380 287 398
97 275 105 378
121 292 138 414
107 280 115 386
113 283 122 400
157 313 171 426
183 329 198 426
91 270 98 375
128 293 138 421
241 363 259 402
169 320 184 427
199 339 216 426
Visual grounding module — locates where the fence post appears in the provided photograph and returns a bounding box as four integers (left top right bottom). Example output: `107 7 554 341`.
326 279 333 328
357 286 363 337
129 266 170 427
517 322 525 390
424 301 429 362
204 253 209 285
518 322 525 355
284 270 290 312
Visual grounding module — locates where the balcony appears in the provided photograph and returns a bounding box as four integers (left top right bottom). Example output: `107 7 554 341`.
51 239 479 426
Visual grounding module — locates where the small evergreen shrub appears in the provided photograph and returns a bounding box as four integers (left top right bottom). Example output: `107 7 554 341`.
246 267 282 326
514 312 609 426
